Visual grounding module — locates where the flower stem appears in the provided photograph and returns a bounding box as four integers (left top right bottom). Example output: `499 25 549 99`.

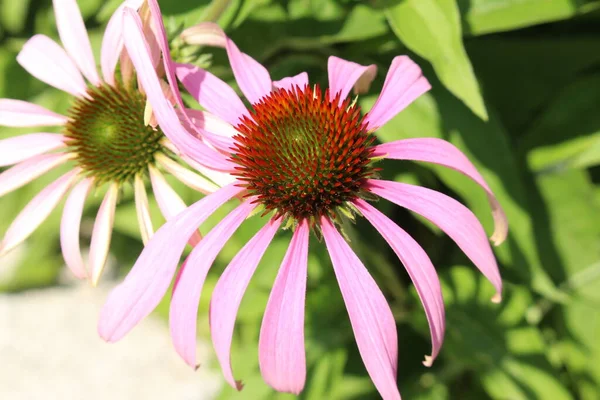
201 0 233 22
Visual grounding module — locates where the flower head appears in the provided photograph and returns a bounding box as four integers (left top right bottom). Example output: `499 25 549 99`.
99 13 508 400
0 0 228 284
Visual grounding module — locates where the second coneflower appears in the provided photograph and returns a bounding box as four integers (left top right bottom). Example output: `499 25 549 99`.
0 0 230 284
98 9 508 400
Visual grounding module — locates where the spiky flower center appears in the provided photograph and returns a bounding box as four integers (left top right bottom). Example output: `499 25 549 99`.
64 83 164 184
231 84 377 222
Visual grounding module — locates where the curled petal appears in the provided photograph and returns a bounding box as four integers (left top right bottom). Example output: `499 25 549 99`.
365 56 430 130
354 199 444 365
180 22 227 47
0 99 67 127
372 138 508 245
89 183 119 286
53 0 100 85
0 170 78 256
134 174 154 244
321 217 400 400
211 218 281 390
259 219 309 394
17 34 87 97
0 133 67 167
327 56 377 104
0 153 74 198
170 200 256 368
98 183 244 342
368 179 502 302
60 177 93 279
273 72 309 92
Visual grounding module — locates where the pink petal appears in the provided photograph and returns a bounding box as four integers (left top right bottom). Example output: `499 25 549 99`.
224 37 272 104
134 174 154 244
211 218 281 390
184 108 237 151
320 217 400 400
98 183 244 342
0 153 73 198
155 153 219 195
372 138 508 246
364 56 431 130
0 133 67 167
354 199 444 366
52 0 100 85
89 183 119 286
259 219 309 394
121 9 233 171
170 200 256 367
148 165 201 246
327 56 377 104
176 63 249 127
180 22 227 47
17 34 88 98
273 72 309 91
368 179 502 302
0 169 78 256
0 99 68 127
60 177 93 279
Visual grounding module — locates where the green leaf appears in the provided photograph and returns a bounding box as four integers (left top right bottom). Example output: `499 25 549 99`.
385 0 488 120
0 0 31 33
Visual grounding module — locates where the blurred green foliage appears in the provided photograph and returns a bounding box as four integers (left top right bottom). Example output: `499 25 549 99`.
1 0 600 399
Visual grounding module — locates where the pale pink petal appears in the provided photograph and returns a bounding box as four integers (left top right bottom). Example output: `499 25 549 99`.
155 153 219 195
354 199 444 366
327 56 377 104
185 108 237 149
211 218 281 390
0 170 78 257
0 133 67 167
181 153 237 188
170 200 256 367
273 72 309 91
121 9 233 171
365 56 430 130
52 0 100 85
60 177 93 279
368 179 502 302
148 165 201 246
176 63 249 127
180 22 227 47
98 183 245 342
17 34 87 97
89 183 119 286
134 174 154 244
372 138 508 245
320 217 400 400
0 99 68 127
259 219 309 394
0 153 73 198
224 38 272 104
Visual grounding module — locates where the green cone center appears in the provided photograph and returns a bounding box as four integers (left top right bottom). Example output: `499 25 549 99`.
64 83 164 184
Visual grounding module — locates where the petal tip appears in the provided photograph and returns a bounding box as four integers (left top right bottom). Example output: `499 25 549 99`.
235 380 244 391
422 355 434 367
491 293 502 304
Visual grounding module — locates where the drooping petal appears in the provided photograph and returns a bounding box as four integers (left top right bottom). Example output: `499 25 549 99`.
368 179 502 302
224 37 272 104
176 63 249 127
60 177 93 279
259 219 309 395
211 218 281 390
354 199 445 366
89 183 119 286
0 169 78 257
0 153 73 198
52 0 100 85
170 200 256 367
0 133 67 167
273 72 309 91
372 138 508 245
155 153 220 195
17 34 87 98
121 9 233 171
364 56 430 130
148 165 201 246
320 217 400 400
134 174 154 244
98 183 244 342
327 56 376 104
0 99 68 127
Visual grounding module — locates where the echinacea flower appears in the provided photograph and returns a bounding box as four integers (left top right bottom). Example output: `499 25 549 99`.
99 9 508 400
0 0 230 285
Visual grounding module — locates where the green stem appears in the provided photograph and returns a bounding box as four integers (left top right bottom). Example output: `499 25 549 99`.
201 0 233 22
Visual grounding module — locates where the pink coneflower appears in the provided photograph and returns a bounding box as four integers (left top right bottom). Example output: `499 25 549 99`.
0 0 229 285
99 10 508 400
